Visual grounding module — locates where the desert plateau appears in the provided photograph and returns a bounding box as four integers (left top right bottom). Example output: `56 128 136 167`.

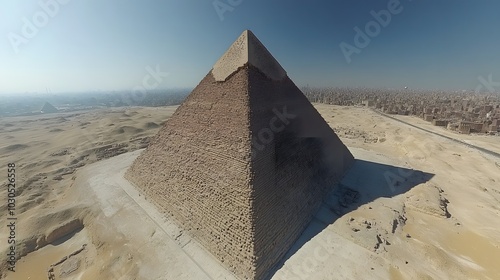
1 103 499 279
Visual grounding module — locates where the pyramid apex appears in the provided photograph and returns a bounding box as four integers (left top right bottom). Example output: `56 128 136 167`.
242 29 254 36
212 30 287 81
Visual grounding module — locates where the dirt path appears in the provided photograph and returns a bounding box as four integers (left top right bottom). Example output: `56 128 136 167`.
373 109 500 159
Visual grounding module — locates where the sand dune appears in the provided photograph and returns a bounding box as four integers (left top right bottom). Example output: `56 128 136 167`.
0 104 499 279
143 122 160 129
0 107 177 278
0 143 29 153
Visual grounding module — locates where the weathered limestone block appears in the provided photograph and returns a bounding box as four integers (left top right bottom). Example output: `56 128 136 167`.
126 30 354 280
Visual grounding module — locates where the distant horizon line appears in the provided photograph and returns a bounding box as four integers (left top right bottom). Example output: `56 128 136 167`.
0 87 193 95
1 85 496 95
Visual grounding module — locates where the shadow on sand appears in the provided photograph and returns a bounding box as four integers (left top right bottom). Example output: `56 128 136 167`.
267 159 434 279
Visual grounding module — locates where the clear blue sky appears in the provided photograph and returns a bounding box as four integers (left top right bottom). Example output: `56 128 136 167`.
1 0 500 94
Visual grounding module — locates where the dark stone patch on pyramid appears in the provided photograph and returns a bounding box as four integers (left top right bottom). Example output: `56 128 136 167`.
125 30 354 280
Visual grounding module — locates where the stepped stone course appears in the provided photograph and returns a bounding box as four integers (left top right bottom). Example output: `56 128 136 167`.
125 30 354 280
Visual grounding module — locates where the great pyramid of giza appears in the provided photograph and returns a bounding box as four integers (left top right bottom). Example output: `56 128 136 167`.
125 30 354 280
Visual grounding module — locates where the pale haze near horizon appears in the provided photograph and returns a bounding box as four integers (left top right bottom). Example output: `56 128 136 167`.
1 0 500 95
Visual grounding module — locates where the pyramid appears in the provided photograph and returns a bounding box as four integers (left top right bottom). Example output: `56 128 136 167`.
40 102 58 113
125 30 354 279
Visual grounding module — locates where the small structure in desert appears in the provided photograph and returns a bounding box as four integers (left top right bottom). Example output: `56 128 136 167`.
423 114 434 122
126 30 354 279
40 102 58 114
432 119 449 127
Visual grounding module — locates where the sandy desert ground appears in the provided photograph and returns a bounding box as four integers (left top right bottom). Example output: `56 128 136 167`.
1 104 500 279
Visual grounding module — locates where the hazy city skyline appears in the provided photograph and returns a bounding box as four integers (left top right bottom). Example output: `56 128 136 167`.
1 0 500 94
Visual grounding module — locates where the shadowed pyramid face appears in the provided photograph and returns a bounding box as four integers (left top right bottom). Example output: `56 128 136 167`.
125 30 354 280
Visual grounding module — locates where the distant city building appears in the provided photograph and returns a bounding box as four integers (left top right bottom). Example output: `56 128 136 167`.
424 114 434 122
301 84 500 135
432 119 449 127
362 100 374 107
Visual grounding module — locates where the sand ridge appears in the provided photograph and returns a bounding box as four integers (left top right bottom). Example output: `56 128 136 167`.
0 107 176 279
